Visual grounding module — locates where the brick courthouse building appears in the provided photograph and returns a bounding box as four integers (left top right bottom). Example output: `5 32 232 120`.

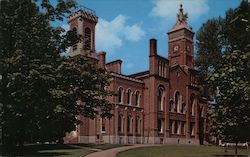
64 5 207 145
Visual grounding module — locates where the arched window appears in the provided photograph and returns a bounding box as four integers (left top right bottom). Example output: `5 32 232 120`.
127 89 132 105
72 27 78 50
171 120 177 134
127 115 132 133
174 121 178 134
101 118 106 132
158 88 164 111
174 92 180 112
181 103 186 114
135 117 141 134
118 87 123 103
157 119 164 133
190 94 195 116
190 123 195 136
118 114 123 132
169 100 174 112
84 27 91 50
135 91 140 106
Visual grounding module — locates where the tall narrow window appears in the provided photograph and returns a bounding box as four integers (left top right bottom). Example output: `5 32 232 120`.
101 118 106 132
127 89 131 105
135 116 141 134
174 121 178 134
135 91 140 106
157 119 163 133
127 116 132 133
182 103 186 114
175 92 180 112
190 123 195 136
84 28 91 50
72 27 77 51
118 87 123 103
158 88 164 111
118 114 123 132
169 100 174 112
190 94 195 116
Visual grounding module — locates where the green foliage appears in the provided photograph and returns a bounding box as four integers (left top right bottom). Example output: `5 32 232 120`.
195 1 250 98
207 50 250 143
117 145 250 157
196 2 250 154
0 0 112 154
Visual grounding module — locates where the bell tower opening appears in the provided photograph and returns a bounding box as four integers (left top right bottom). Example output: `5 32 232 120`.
67 6 98 58
167 4 194 68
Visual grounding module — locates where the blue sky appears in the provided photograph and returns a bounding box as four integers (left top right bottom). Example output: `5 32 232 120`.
64 0 241 75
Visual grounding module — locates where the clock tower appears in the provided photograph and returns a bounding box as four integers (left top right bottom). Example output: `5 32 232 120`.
167 4 194 68
67 6 98 58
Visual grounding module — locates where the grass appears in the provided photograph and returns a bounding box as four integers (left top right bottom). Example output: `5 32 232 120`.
117 145 250 157
0 143 125 157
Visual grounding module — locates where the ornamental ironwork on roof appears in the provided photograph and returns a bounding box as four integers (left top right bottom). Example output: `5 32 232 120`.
169 4 193 33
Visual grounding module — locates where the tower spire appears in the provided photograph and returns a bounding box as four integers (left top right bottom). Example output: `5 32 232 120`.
177 4 188 25
168 4 192 32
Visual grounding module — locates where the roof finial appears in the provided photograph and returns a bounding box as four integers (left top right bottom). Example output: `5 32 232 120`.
180 4 183 12
177 4 188 24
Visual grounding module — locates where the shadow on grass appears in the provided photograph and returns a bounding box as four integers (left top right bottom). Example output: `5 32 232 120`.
213 155 248 157
1 144 79 156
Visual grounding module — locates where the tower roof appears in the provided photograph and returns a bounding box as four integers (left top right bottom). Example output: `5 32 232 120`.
67 6 98 23
168 4 193 33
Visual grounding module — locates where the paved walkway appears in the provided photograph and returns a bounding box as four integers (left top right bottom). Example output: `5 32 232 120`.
83 144 160 157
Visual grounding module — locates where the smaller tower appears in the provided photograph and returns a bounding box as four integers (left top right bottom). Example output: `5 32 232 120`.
67 6 98 58
167 4 194 68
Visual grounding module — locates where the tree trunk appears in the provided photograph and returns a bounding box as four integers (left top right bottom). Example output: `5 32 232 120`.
17 128 25 156
17 139 24 156
235 142 238 157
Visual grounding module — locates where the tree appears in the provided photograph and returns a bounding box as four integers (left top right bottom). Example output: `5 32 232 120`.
196 1 250 99
0 0 112 155
196 17 224 99
195 1 250 154
208 50 250 156
196 1 250 156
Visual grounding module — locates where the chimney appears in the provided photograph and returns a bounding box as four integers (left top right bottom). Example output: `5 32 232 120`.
150 38 157 56
97 51 106 68
106 60 122 74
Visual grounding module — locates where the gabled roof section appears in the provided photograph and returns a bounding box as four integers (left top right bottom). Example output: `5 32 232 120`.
170 64 187 75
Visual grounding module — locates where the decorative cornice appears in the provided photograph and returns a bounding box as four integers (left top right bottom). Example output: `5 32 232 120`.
111 73 144 84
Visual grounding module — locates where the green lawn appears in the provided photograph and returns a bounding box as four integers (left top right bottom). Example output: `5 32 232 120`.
117 145 250 157
0 143 125 157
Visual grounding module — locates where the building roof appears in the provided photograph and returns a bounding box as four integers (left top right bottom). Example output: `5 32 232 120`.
128 70 149 78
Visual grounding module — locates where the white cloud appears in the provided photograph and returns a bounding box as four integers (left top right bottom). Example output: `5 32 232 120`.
124 24 145 42
96 15 145 54
124 62 134 69
150 0 209 21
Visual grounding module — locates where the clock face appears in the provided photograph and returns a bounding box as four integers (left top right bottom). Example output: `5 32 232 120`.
174 45 179 52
